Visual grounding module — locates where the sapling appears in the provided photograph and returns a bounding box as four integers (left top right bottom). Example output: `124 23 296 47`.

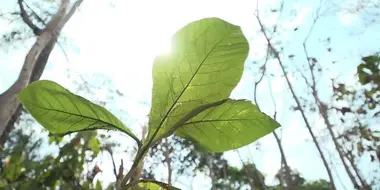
17 17 280 190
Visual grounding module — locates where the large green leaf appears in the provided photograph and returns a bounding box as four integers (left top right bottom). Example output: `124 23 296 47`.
147 17 249 144
17 80 140 146
175 99 280 152
127 180 180 190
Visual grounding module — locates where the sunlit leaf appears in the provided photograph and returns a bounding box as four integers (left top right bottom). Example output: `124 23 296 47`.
147 17 249 144
17 80 140 146
127 180 180 190
175 99 280 152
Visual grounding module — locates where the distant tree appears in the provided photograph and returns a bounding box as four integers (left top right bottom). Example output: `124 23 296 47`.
0 0 84 144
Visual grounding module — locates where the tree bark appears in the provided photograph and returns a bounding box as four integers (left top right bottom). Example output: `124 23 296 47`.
0 0 84 145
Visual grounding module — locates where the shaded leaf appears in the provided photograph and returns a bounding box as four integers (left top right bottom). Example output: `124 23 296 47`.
17 80 140 146
147 17 249 144
175 99 280 152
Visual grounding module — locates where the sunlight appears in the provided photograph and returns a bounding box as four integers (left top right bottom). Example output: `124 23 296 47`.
152 37 172 55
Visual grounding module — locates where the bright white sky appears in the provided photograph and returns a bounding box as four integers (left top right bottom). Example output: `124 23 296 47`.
1 0 380 189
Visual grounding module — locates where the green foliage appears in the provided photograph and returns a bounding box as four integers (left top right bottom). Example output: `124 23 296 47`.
358 55 380 110
333 53 380 165
175 99 279 152
17 80 140 146
0 128 108 189
147 17 249 145
17 17 279 189
128 180 180 190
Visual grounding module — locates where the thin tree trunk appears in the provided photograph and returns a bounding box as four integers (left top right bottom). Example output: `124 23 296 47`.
344 148 370 189
273 131 295 190
310 86 369 189
314 94 361 189
0 0 84 144
268 75 294 190
301 24 369 188
255 13 336 189
252 62 293 189
163 138 172 186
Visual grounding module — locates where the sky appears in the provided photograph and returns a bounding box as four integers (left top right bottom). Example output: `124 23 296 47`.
1 0 380 189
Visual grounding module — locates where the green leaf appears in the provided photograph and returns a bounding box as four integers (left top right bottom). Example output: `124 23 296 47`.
147 17 249 144
17 80 140 146
175 99 280 152
88 135 100 156
127 180 180 190
96 180 102 190
0 179 7 188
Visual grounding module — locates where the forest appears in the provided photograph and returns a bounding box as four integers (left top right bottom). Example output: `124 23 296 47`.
0 0 379 190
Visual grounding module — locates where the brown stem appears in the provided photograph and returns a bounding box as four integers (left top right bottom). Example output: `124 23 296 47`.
255 2 336 188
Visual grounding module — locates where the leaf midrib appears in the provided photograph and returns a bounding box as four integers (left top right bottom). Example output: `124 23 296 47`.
181 118 255 126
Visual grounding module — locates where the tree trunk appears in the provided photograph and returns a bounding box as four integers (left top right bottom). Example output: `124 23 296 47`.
0 0 84 145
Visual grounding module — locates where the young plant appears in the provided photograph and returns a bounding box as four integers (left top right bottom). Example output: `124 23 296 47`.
17 17 280 189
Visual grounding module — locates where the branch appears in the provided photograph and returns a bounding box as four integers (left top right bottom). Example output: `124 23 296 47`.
17 0 42 35
22 0 46 25
252 45 292 190
251 6 293 188
117 159 124 181
300 2 368 189
106 146 119 181
255 0 336 189
236 150 255 189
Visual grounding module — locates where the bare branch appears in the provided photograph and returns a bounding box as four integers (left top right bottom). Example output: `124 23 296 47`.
300 1 370 189
236 150 255 189
106 146 119 181
255 0 336 189
252 48 293 190
22 1 46 25
17 0 42 35
117 159 124 181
